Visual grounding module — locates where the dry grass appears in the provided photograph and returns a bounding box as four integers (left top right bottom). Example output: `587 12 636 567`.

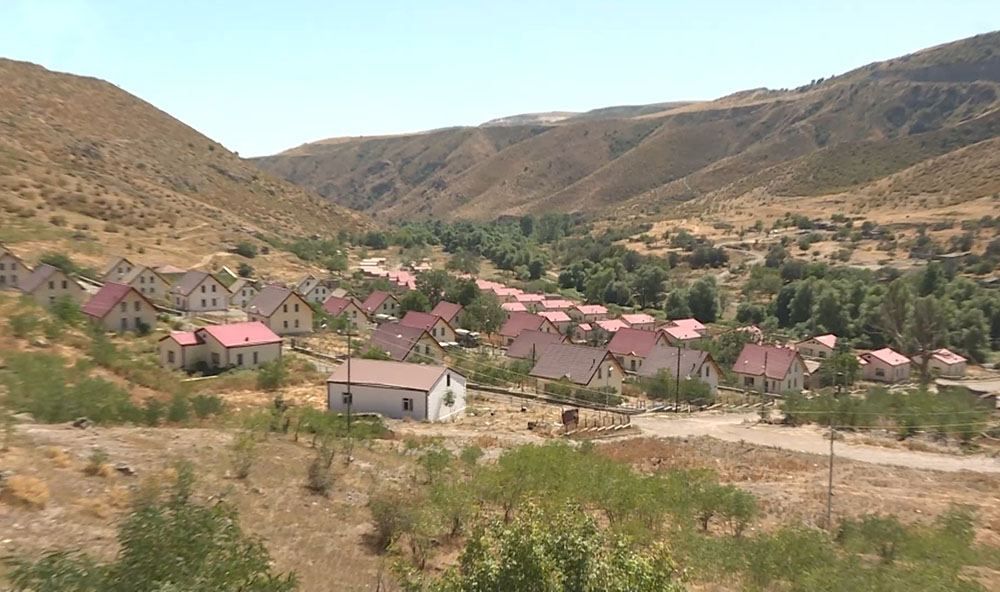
43 446 73 468
1 475 50 509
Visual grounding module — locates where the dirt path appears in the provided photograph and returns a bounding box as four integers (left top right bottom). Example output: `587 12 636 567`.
192 250 230 268
632 413 1000 473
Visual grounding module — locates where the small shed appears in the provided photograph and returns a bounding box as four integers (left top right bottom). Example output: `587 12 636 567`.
326 359 466 422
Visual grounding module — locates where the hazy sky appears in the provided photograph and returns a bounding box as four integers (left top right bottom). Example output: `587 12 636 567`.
2 1 997 156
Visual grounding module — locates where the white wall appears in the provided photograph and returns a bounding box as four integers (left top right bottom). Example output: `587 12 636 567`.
327 370 466 421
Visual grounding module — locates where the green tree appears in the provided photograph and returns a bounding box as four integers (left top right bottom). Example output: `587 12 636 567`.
399 290 431 315
237 262 254 278
664 290 691 319
416 270 453 306
687 277 719 323
234 242 258 258
908 296 947 383
819 352 861 388
443 278 480 306
462 292 505 337
446 250 480 275
256 359 287 391
631 264 668 308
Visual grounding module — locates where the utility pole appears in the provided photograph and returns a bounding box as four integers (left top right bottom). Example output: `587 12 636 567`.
674 346 681 412
346 330 354 433
826 371 843 531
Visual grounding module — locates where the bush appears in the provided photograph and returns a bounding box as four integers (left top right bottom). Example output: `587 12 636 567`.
10 313 39 339
237 262 254 277
230 430 257 480
234 242 258 258
306 445 335 495
256 359 287 391
142 398 165 426
166 393 190 423
191 394 225 419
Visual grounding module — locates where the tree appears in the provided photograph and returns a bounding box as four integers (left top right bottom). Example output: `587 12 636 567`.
416 270 452 306
631 264 668 308
462 293 505 338
8 465 297 592
819 352 861 388
687 277 719 323
446 250 480 275
528 259 545 280
788 280 815 327
234 242 258 258
908 296 947 383
361 346 392 360
736 302 766 325
643 369 713 403
399 290 431 315
444 278 480 306
879 279 913 351
664 290 690 319
237 262 254 278
813 289 848 336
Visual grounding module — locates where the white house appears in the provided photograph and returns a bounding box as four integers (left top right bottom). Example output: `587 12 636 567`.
860 348 911 383
326 359 466 422
911 348 968 378
796 334 837 359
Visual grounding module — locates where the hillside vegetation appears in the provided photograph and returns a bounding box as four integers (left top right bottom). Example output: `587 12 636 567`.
253 31 1000 223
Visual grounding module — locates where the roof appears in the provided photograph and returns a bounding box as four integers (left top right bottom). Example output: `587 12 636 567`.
864 347 910 367
538 310 571 323
100 256 133 278
174 271 220 296
667 318 707 333
514 293 546 303
246 285 300 318
637 346 717 379
323 295 361 316
20 264 62 294
803 359 822 375
82 282 151 319
661 325 702 341
595 319 629 333
400 310 448 332
154 264 188 275
929 348 967 365
228 278 257 295
296 275 319 294
506 330 566 360
327 359 457 392
529 343 619 386
0 244 26 264
607 327 663 358
541 299 573 310
801 334 838 349
430 301 463 323
493 287 523 297
163 331 201 346
361 291 395 314
499 312 550 338
577 323 593 332
621 313 655 326
502 302 528 313
476 279 503 291
574 304 608 316
371 323 436 361
196 321 281 348
733 343 802 380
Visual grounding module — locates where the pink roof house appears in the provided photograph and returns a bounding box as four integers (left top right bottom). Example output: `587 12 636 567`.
538 310 572 332
733 343 807 394
860 348 911 383
911 348 967 378
570 304 608 322
621 313 656 331
796 334 838 359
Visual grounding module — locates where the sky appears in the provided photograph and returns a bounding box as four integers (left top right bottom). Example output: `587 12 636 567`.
1 1 998 156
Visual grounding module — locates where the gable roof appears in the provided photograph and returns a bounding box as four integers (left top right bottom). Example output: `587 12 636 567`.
595 319 629 334
502 302 528 313
247 285 305 318
621 313 655 326
661 325 702 341
0 244 27 265
637 345 719 380
196 321 282 348
530 343 620 386
400 310 451 332
295 275 319 294
323 295 362 316
82 282 153 319
162 330 201 346
100 256 133 279
506 330 566 360
361 291 396 314
20 264 65 294
928 348 967 365
228 278 257 295
173 271 223 296
500 312 552 338
667 318 707 333
574 304 608 316
371 322 439 361
801 334 837 349
538 310 571 324
863 347 910 367
155 264 188 276
430 301 463 323
514 293 546 303
607 327 663 358
733 343 802 380
327 359 457 391
541 299 574 310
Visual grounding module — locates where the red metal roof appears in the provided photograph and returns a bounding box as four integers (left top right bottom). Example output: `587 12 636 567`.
82 282 148 319
197 322 281 348
514 293 546 303
733 343 802 380
595 319 629 333
666 318 707 333
541 299 573 310
499 312 551 338
864 347 910 367
323 295 360 316
400 310 445 332
574 304 608 316
502 302 528 313
621 313 655 326
930 348 967 365
361 291 395 314
164 331 201 346
506 330 566 360
607 327 662 358
247 285 301 318
371 322 437 361
661 325 702 341
529 343 620 386
638 345 718 380
431 301 463 323
538 310 571 323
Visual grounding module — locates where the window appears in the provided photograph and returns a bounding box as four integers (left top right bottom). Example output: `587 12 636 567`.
237 353 243 366
150 287 155 294
211 298 217 307
342 392 352 405
818 351 826 358
294 303 299 312
167 350 175 364
135 316 141 328
252 351 258 364
744 376 755 387
0 263 4 270
446 374 451 387
211 284 216 293
134 301 141 311
201 299 206 307
875 368 885 377
140 276 146 284
424 345 431 355
49 280 55 289
211 352 220 367
283 304 288 313
120 318 127 331
630 359 636 371
120 302 127 312
294 319 299 328
283 320 288 328
402 398 413 411
201 285 206 293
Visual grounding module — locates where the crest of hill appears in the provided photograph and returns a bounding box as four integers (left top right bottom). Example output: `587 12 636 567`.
0 58 368 241
253 31 1000 224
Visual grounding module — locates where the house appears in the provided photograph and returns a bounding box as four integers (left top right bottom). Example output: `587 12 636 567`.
327 359 466 422
663 318 708 336
20 264 87 307
860 348 911 383
570 304 608 323
119 266 171 303
506 330 566 362
0 245 30 289
492 287 523 303
170 271 230 312
100 256 136 283
529 343 624 396
246 285 313 336
296 275 332 305
659 324 703 348
733 343 807 394
911 348 968 378
158 321 282 371
538 310 572 333
541 299 574 312
797 334 838 359
400 310 457 344
431 301 463 325
361 291 400 319
607 327 669 374
513 293 546 312
153 264 188 285
82 282 158 333
594 319 630 341
621 313 656 331
572 323 597 343
322 295 366 328
370 322 447 363
803 359 824 391
498 312 559 346
637 345 722 395
501 302 528 317
228 278 259 310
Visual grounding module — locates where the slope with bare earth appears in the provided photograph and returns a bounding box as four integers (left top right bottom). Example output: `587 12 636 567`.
254 31 1000 223
0 58 369 269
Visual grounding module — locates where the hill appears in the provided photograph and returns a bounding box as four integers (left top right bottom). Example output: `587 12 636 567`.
252 31 1000 223
0 58 367 270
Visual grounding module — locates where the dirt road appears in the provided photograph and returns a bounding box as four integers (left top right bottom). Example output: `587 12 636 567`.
632 412 1000 473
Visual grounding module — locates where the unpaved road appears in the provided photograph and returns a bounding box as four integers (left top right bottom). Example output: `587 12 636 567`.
632 413 1000 473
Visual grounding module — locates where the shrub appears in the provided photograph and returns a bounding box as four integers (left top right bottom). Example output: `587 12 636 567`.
305 445 335 495
191 394 225 419
0 475 49 509
9 313 39 339
142 398 165 426
237 262 254 277
234 242 258 258
256 359 287 391
83 448 112 477
230 430 257 480
166 393 190 423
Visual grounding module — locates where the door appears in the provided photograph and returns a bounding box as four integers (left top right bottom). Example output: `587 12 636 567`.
120 317 127 331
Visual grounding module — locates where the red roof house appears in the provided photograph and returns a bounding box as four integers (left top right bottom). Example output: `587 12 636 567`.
430 301 463 324
82 282 157 333
860 348 911 383
733 343 807 394
607 327 667 373
499 312 559 345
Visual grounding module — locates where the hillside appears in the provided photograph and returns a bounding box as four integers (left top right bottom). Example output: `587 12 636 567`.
0 58 367 270
253 31 1000 223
